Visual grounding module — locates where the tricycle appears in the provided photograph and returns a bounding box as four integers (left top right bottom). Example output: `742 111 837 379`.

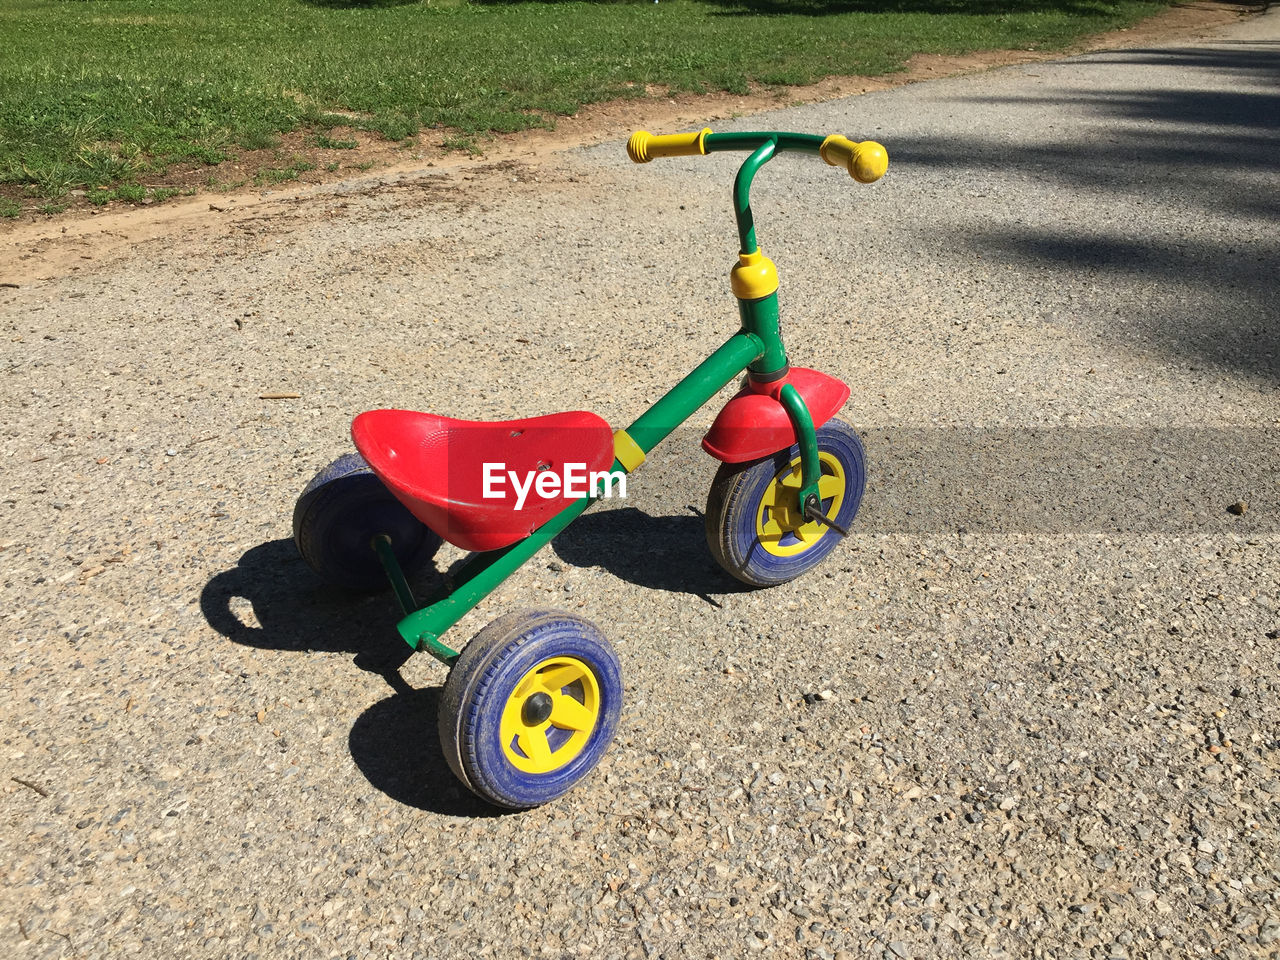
293 128 889 808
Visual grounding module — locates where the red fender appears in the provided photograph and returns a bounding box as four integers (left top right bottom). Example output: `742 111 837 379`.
701 367 851 464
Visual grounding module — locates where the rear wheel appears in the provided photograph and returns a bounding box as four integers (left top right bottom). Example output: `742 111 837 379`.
438 609 623 809
292 452 442 591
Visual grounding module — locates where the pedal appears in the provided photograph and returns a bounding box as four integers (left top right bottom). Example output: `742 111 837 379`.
803 495 848 537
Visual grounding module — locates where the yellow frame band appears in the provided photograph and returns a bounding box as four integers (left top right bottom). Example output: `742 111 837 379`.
612 429 646 472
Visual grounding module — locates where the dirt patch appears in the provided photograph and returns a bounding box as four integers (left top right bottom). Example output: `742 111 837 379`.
0 1 1259 282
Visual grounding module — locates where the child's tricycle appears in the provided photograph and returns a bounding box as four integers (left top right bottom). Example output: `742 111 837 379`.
293 128 888 808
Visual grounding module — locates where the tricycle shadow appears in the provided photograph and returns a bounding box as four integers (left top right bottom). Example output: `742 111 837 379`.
550 506 751 604
348 685 508 817
199 537 415 669
200 539 507 816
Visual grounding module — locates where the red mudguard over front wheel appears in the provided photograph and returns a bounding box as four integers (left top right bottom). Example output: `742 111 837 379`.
701 367 850 463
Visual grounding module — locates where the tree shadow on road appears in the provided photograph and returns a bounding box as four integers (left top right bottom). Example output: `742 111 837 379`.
887 43 1279 381
896 46 1278 205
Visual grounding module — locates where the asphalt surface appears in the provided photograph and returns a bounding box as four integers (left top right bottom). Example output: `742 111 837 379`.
3 8 1278 960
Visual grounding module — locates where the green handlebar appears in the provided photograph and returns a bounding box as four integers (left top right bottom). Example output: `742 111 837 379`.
704 131 827 155
627 129 889 184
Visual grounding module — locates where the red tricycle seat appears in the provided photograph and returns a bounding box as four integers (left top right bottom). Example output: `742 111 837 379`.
352 409 616 553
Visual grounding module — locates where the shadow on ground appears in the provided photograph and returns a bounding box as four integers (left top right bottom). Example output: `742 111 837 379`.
348 684 508 817
550 506 750 605
475 0 1142 14
201 538 505 815
199 537 415 669
891 43 1279 380
297 0 419 9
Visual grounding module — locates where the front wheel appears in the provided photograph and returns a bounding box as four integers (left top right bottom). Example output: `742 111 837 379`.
705 416 866 587
438 609 623 809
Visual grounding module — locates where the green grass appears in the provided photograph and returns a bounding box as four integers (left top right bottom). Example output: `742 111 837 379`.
254 157 317 186
74 182 191 207
1 0 1171 196
442 135 482 155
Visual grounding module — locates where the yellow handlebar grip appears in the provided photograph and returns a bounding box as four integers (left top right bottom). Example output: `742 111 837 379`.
819 135 889 184
627 128 713 163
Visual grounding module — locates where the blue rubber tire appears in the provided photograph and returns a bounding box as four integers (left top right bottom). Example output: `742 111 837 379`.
705 417 866 587
292 452 442 591
438 609 623 809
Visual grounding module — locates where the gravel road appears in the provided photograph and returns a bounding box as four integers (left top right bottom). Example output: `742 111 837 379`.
3 9 1278 960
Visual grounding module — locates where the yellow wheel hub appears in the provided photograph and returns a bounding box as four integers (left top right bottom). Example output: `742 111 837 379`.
499 656 601 774
756 451 846 557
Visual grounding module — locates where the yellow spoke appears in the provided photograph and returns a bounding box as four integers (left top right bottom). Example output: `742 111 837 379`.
517 729 552 767
755 451 847 558
499 655 601 774
509 675 538 702
538 664 585 693
549 694 594 732
817 474 843 499
500 696 524 735
760 515 785 538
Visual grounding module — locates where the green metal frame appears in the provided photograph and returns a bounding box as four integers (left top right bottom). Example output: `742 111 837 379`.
712 132 827 513
387 132 829 665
